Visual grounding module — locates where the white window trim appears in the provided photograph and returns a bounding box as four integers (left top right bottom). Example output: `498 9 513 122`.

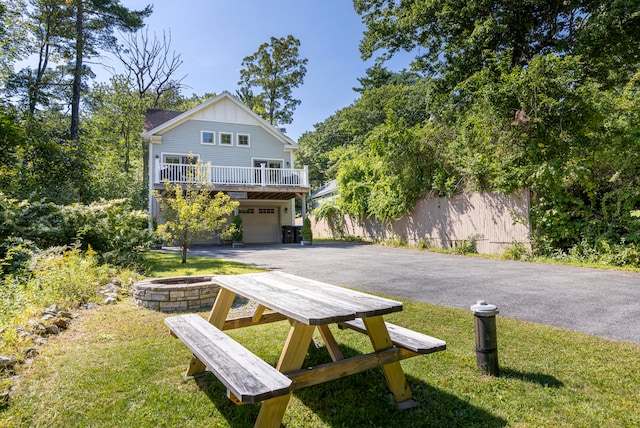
219 132 233 146
252 157 284 168
162 152 200 164
237 133 251 147
201 131 215 145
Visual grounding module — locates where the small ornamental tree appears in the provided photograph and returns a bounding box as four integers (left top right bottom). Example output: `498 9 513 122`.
230 213 243 242
301 216 313 242
154 181 238 263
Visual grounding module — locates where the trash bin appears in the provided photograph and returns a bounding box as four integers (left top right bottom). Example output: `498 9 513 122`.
281 226 294 243
293 226 302 243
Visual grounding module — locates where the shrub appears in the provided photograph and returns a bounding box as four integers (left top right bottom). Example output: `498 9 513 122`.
0 237 39 275
344 234 365 242
0 276 29 326
301 217 313 241
230 214 243 241
502 240 530 260
454 234 479 255
377 235 405 247
1 197 156 268
418 238 431 249
28 246 111 307
61 199 157 266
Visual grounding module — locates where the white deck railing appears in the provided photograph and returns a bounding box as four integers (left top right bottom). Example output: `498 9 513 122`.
154 162 309 188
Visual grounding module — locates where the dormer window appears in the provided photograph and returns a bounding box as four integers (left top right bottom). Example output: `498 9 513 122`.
201 131 215 145
220 132 233 146
238 133 250 147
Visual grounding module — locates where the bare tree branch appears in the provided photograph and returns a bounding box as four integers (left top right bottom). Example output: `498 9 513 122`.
114 26 186 108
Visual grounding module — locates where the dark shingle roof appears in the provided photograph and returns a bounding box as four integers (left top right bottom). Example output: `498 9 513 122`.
143 109 183 132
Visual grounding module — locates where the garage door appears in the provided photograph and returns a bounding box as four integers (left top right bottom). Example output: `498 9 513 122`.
239 207 280 243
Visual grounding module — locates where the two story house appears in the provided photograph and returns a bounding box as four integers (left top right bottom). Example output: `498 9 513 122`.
141 91 310 244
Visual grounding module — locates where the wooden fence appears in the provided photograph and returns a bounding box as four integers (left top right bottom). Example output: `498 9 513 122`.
310 189 531 254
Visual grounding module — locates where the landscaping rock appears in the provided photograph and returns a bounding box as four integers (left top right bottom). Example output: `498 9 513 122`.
41 313 55 321
111 277 122 286
104 283 119 294
104 297 117 305
43 304 59 316
57 311 73 318
24 348 38 359
32 323 47 336
45 324 59 335
0 356 15 370
51 318 69 329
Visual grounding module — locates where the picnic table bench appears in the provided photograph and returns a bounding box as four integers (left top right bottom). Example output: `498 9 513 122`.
165 271 446 428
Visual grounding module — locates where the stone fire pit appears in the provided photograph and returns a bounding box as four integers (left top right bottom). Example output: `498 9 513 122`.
133 276 220 312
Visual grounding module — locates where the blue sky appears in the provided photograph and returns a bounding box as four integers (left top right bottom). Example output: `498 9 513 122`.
112 1 415 140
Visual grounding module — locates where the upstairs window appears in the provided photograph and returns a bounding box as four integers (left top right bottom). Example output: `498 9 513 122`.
220 132 233 146
164 154 199 164
237 133 250 147
201 131 215 145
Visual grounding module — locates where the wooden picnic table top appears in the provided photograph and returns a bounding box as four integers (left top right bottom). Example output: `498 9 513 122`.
212 271 403 325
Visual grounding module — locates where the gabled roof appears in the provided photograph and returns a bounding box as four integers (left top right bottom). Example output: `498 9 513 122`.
144 109 182 132
140 91 298 148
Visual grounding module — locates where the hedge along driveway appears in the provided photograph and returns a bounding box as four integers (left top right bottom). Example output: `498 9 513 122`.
176 242 640 345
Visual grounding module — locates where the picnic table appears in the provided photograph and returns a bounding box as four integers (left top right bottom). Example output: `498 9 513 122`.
165 271 446 428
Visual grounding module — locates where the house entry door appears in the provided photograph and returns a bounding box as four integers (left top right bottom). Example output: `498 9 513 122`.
253 159 282 185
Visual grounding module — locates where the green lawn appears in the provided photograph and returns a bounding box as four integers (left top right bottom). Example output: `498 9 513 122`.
2 253 639 427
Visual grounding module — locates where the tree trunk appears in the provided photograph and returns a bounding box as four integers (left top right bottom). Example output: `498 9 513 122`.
181 245 187 264
70 0 84 142
141 139 149 208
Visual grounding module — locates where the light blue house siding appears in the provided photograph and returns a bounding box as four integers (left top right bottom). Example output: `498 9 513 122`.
143 92 308 244
153 120 293 169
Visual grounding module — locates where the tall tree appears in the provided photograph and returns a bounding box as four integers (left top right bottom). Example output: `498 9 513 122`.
68 0 152 141
0 0 30 81
114 27 185 108
113 26 185 208
238 35 308 126
353 64 420 93
355 0 640 87
84 76 146 207
15 0 74 117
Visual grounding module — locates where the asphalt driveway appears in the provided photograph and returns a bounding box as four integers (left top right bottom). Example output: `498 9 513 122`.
178 242 640 345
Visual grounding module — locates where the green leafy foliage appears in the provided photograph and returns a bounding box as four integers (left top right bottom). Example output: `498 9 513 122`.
297 2 640 263
0 195 156 269
60 199 156 266
238 35 307 126
154 180 239 263
83 76 146 208
227 214 244 242
311 199 345 239
27 246 111 307
300 217 313 241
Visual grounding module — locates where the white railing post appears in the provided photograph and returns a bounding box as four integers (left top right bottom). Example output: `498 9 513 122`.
303 165 309 187
260 163 266 187
155 159 161 183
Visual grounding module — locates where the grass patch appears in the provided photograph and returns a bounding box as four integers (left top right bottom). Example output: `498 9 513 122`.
143 251 264 277
2 252 639 427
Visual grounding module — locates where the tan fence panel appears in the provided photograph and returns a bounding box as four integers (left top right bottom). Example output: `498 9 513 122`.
311 190 530 254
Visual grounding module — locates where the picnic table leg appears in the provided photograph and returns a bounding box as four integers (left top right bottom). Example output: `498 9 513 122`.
317 325 344 361
255 321 315 428
363 316 413 404
185 288 236 376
